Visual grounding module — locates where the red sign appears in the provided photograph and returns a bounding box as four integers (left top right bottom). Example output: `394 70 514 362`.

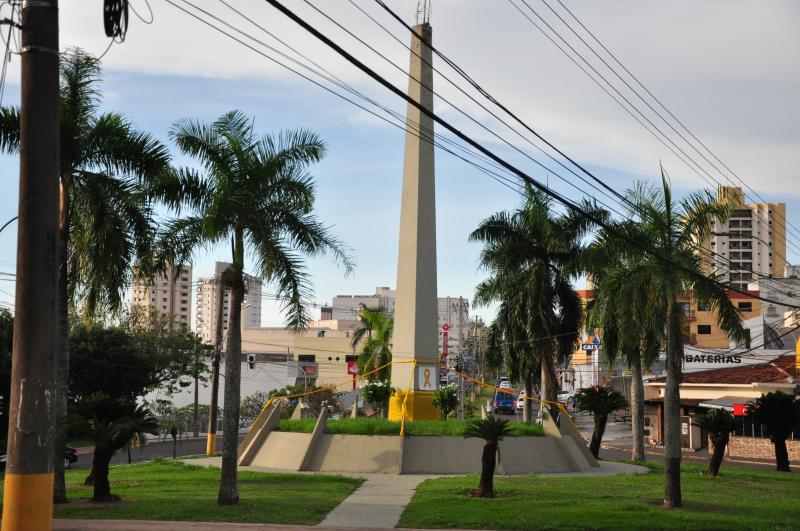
442 323 450 331
347 360 358 375
733 403 747 416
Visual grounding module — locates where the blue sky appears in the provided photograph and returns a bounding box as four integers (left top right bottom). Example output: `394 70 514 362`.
1 0 798 325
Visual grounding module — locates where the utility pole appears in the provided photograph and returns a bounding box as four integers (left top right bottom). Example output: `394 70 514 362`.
206 276 224 455
457 297 464 420
193 345 200 438
1 1 60 529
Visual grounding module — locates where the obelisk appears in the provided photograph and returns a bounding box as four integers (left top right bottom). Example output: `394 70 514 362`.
389 22 439 421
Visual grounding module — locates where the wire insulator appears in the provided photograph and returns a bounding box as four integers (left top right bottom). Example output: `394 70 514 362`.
104 0 129 40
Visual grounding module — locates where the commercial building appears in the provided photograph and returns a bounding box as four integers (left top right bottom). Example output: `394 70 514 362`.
702 186 786 292
195 261 263 344
644 352 799 459
131 263 192 328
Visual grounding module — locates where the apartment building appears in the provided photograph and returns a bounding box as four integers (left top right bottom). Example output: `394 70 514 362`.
194 261 263 344
704 186 787 292
131 263 192 328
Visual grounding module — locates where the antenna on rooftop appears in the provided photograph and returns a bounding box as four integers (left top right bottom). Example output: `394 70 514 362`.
416 0 431 24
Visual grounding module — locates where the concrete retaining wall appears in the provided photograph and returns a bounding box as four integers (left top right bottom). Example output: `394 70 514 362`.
306 434 402 473
248 431 312 470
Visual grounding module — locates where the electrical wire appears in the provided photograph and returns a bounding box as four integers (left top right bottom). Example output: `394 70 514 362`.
546 0 800 258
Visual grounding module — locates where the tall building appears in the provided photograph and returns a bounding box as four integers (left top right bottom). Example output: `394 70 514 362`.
328 286 469 363
131 263 192 328
195 261 263 344
705 186 786 291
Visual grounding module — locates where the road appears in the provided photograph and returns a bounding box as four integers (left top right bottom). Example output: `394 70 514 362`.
70 435 245 470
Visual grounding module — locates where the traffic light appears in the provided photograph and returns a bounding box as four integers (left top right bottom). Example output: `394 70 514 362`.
248 355 255 370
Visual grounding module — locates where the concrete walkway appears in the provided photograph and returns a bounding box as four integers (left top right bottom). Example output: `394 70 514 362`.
319 473 436 529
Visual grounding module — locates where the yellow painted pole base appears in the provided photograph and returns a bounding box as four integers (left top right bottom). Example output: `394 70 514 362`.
1 472 54 531
389 391 438 422
206 433 217 456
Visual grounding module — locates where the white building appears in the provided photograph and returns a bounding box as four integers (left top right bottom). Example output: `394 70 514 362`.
706 186 786 292
325 286 469 364
195 261 263 344
131 263 192 328
747 264 800 320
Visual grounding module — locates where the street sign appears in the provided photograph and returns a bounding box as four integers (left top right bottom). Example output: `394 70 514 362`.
582 336 601 351
346 360 358 375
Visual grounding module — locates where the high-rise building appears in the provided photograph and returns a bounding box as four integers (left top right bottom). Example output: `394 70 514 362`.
195 261 263 344
131 263 193 328
704 186 786 291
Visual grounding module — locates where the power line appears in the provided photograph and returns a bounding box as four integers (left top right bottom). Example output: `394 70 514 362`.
511 0 800 260
545 0 800 258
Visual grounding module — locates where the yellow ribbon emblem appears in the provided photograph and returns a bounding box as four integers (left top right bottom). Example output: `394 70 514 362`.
423 368 431 388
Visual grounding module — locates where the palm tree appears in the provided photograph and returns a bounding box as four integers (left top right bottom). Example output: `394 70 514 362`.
67 393 159 502
0 48 170 502
746 392 800 472
349 305 393 381
693 409 736 476
574 385 627 458
464 416 513 498
618 172 745 507
160 110 352 505
585 247 663 462
471 185 602 423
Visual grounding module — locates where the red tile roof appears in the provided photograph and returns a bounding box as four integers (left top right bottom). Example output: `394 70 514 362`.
651 354 797 385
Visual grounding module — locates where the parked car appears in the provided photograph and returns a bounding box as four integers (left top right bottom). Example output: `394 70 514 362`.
493 389 515 414
64 446 79 469
0 446 78 471
516 390 527 410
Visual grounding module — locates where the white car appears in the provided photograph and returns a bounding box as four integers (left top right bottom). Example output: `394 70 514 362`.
516 391 526 410
498 380 512 390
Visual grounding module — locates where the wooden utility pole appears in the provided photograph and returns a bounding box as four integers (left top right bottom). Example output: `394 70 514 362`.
1 1 60 529
206 276 224 455
193 346 200 437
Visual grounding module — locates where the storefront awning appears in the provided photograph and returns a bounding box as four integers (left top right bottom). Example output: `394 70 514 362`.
697 396 753 412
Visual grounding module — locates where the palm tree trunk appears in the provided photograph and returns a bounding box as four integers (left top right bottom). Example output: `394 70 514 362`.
663 308 683 508
708 433 728 476
53 182 70 504
540 356 558 417
630 354 646 462
218 267 243 505
772 436 792 472
523 371 532 423
474 441 497 498
589 412 608 458
91 442 114 502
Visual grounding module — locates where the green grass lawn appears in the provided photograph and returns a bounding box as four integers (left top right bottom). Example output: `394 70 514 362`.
399 461 800 530
0 459 361 525
279 417 544 436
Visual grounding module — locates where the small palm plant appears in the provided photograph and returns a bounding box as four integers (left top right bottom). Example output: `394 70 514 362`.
746 392 800 472
67 393 159 502
693 409 736 476
464 416 513 498
574 385 628 458
350 305 393 381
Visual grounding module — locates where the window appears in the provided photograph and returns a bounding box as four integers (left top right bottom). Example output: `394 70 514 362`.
697 325 712 335
738 302 753 312
697 302 711 312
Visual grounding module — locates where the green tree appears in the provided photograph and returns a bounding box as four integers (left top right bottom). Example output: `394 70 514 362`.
471 185 601 423
433 383 459 420
584 249 663 462
159 110 352 505
746 392 800 472
463 416 513 498
574 385 628 458
350 305 393 381
0 48 170 502
240 391 270 427
693 409 736 476
67 393 158 502
617 173 745 507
